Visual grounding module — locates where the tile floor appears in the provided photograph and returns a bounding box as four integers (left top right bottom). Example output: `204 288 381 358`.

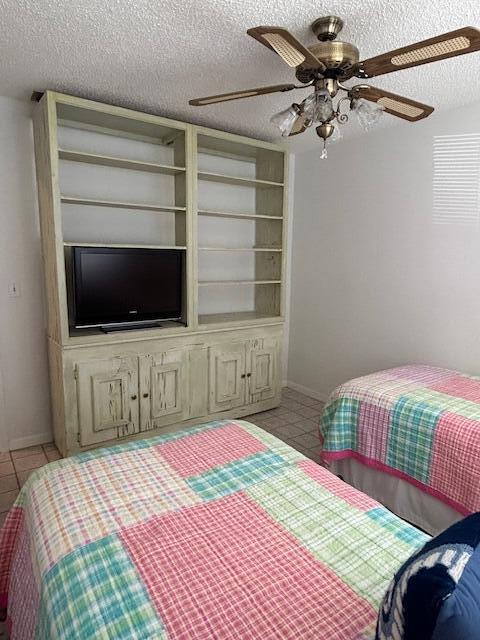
245 386 324 461
0 443 61 527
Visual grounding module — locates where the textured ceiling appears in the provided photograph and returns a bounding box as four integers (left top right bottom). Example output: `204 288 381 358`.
1 0 480 151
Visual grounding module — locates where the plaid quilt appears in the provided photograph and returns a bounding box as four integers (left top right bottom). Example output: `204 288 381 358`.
320 364 480 516
0 420 427 639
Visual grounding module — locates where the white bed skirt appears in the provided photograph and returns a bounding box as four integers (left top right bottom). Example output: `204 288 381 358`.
329 458 463 535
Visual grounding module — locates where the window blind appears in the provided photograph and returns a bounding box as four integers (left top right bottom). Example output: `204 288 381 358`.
433 133 480 225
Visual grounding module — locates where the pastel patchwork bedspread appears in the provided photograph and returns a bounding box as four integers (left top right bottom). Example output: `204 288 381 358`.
320 364 480 516
0 420 428 639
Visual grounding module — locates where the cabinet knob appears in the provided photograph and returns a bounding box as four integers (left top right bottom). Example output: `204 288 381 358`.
247 373 251 377
131 395 137 400
143 393 149 398
241 374 246 379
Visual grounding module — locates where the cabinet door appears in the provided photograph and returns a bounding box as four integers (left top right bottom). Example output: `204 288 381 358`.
139 349 188 431
209 343 246 412
249 338 279 403
76 356 139 447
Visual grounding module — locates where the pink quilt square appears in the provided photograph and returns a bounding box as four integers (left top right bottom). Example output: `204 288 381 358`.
120 492 375 640
299 460 378 512
430 411 480 513
430 375 480 403
0 506 23 603
357 402 391 462
7 524 39 639
156 423 267 478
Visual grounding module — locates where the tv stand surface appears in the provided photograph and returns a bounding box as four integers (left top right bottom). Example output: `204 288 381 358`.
99 320 185 333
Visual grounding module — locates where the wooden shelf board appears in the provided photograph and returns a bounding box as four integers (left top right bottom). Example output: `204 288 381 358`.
64 242 186 250
197 209 283 221
198 247 282 252
197 171 283 189
58 149 186 175
61 196 186 213
198 280 281 286
198 311 282 325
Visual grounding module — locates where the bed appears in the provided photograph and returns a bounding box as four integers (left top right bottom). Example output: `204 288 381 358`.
320 364 480 534
0 419 428 640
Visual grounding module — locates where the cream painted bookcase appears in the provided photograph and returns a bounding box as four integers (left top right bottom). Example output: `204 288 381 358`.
34 91 288 456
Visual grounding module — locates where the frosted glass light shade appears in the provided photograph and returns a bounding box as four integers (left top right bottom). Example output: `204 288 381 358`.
354 98 384 131
270 105 300 137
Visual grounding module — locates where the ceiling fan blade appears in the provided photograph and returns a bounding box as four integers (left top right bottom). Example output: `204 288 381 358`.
357 27 480 78
247 26 325 70
189 83 296 106
352 86 434 122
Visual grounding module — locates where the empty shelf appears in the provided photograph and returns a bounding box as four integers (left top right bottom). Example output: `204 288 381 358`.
197 171 283 189
198 311 281 325
198 247 282 252
61 196 186 213
58 149 186 175
197 209 283 221
198 280 281 286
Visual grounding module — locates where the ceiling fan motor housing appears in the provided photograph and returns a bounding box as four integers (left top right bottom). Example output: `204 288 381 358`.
309 41 359 78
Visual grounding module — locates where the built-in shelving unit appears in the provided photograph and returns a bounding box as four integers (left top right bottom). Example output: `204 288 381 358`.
33 91 288 456
34 92 288 343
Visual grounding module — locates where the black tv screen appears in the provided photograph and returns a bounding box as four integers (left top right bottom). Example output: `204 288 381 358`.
72 246 183 328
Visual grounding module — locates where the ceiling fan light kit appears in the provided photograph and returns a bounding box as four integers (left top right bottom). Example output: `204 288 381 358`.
189 17 480 159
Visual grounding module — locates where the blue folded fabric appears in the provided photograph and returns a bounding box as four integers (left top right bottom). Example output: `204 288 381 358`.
376 513 480 640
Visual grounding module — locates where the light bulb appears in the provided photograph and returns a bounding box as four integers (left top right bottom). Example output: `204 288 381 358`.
270 104 301 137
353 98 384 131
303 89 334 123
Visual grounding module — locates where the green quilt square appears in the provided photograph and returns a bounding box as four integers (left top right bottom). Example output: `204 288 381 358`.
35 535 164 639
387 395 443 483
320 397 360 452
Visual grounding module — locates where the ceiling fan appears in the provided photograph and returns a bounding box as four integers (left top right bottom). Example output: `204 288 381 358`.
189 17 480 157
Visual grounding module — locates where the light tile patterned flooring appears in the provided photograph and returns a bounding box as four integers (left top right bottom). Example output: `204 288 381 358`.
245 386 324 460
0 443 61 528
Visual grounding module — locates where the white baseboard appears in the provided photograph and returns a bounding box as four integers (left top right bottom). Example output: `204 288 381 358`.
9 431 53 451
285 380 329 403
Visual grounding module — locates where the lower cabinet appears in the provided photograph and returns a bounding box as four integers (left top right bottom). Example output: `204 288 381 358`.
208 337 279 413
70 330 281 454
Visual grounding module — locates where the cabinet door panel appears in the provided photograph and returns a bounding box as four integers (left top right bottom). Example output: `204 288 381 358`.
249 338 279 403
139 349 188 431
151 362 182 417
77 356 139 446
209 343 246 412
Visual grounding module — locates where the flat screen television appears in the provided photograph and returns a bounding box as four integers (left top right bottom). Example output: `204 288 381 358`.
71 246 183 329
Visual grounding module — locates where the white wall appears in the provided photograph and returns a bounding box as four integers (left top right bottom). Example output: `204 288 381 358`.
288 100 480 400
0 96 52 450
